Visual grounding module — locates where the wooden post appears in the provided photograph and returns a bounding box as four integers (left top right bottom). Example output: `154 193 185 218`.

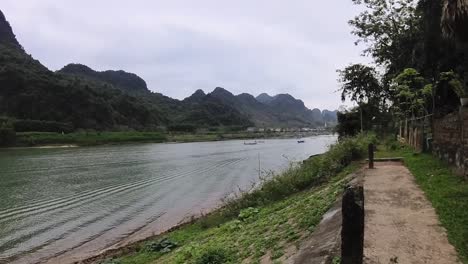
368 143 374 169
341 185 365 264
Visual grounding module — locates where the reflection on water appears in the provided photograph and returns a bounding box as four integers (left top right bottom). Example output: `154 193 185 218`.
0 135 336 263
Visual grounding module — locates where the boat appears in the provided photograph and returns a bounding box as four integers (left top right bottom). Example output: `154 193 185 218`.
297 139 305 143
244 141 257 145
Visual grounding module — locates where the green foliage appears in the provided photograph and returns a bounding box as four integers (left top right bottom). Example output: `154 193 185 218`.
195 248 231 264
144 238 178 253
13 119 74 133
336 108 361 138
0 119 15 146
238 207 259 221
349 0 421 74
338 64 383 104
391 68 432 117
332 256 341 264
438 70 465 97
168 124 197 133
347 0 468 119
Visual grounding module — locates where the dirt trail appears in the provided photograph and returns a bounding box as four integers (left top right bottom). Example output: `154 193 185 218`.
364 161 460 264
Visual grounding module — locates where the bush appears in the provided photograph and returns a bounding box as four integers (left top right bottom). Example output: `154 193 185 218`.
384 137 399 150
195 248 231 264
144 238 178 253
0 120 16 146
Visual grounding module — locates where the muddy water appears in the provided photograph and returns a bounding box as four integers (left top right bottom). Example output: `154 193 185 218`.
0 135 336 263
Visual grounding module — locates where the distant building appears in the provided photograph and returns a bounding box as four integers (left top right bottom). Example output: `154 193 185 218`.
246 127 257 132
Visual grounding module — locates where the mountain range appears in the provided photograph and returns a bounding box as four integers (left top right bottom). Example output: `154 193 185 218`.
0 10 336 131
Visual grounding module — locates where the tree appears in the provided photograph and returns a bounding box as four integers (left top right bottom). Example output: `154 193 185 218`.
0 119 15 146
338 64 383 103
441 0 468 42
391 68 433 118
337 64 384 131
349 0 422 79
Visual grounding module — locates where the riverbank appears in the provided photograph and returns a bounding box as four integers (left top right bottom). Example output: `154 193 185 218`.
6 131 332 148
376 145 468 263
81 134 374 264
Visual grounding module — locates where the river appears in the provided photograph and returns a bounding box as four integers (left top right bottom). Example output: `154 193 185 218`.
0 135 336 263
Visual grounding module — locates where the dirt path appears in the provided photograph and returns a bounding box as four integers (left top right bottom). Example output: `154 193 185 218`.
364 161 460 264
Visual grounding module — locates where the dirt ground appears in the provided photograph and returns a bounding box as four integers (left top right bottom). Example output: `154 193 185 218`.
363 162 460 264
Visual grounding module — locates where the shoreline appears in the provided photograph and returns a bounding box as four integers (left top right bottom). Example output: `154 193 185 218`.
3 131 335 149
2 133 340 263
52 157 325 264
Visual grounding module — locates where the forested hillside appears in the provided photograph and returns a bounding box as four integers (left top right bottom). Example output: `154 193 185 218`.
0 9 336 132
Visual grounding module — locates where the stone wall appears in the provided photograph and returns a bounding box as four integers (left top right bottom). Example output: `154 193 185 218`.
432 108 468 176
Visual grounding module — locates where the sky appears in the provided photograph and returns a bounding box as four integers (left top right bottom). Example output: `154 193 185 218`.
2 1 369 110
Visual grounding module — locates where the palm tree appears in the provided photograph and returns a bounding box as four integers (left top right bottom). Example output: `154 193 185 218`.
441 0 468 42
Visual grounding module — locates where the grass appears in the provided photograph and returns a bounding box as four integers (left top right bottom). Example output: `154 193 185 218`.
376 144 468 263
103 164 359 264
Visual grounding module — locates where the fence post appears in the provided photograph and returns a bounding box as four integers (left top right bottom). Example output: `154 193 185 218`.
341 185 365 264
368 143 374 169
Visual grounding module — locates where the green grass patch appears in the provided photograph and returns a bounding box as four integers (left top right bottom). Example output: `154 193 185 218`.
377 144 468 263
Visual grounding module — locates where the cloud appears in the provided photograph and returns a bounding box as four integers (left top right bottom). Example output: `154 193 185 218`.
2 0 370 110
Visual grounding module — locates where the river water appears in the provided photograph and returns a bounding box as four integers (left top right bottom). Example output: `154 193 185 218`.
0 135 336 263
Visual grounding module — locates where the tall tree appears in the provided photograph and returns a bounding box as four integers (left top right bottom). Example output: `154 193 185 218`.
337 64 384 132
391 68 433 118
349 0 422 80
338 64 383 105
441 0 468 42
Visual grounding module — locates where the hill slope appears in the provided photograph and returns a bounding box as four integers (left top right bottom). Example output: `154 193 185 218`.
0 9 335 131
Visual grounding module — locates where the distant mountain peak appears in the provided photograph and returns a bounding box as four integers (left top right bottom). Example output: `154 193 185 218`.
211 87 234 97
58 63 149 94
60 63 94 74
193 89 206 96
274 93 296 100
0 9 23 50
184 89 206 103
256 93 274 104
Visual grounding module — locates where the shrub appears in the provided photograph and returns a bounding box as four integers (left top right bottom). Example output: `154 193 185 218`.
144 238 178 253
195 248 231 264
0 120 16 146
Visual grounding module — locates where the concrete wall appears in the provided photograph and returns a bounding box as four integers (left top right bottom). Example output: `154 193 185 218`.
432 108 468 177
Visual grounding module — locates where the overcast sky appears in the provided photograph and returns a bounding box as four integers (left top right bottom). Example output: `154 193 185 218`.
2 1 368 110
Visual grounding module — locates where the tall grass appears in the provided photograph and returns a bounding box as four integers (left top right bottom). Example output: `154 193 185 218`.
220 133 376 218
